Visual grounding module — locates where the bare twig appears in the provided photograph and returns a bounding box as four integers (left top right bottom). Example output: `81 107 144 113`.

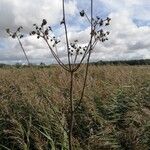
15 33 68 133
44 38 69 71
68 71 74 150
62 0 72 71
74 0 93 113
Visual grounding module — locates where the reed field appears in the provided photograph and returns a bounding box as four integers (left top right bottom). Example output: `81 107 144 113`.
0 65 150 150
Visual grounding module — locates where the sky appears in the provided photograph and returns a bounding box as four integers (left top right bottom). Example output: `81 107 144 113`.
0 0 150 64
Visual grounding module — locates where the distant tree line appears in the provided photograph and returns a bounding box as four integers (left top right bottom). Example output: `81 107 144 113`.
94 59 150 66
0 62 47 68
0 59 149 68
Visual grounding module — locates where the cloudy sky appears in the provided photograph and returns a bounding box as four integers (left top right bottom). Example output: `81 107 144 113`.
0 0 150 64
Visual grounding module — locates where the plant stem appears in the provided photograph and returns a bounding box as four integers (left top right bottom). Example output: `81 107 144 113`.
69 71 74 150
62 0 71 71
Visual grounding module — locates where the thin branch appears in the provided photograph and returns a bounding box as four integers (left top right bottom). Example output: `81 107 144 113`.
74 52 91 112
17 36 30 65
74 0 93 112
44 38 70 71
68 71 74 150
74 52 78 64
16 36 68 133
62 0 71 71
72 23 96 71
85 13 91 24
72 38 96 72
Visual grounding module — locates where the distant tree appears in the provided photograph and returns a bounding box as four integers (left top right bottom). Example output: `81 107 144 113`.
15 62 22 68
0 63 6 68
40 62 46 68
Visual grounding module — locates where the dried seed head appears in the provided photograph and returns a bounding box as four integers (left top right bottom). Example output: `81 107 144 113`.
42 19 47 26
106 31 110 35
96 16 100 20
107 17 111 22
49 26 52 31
102 38 105 42
20 35 24 38
76 49 79 52
80 10 85 17
105 22 109 26
99 19 103 26
60 18 65 25
45 29 49 35
12 33 16 39
74 40 78 43
6 28 10 34
31 31 36 35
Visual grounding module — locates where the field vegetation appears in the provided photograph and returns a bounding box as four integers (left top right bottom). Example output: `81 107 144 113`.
0 64 149 150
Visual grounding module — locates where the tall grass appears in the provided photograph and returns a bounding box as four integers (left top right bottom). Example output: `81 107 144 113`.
0 65 150 149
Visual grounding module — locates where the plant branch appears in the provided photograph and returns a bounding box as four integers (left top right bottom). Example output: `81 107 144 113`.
62 0 71 71
44 38 70 71
74 0 93 112
16 36 68 133
68 71 74 150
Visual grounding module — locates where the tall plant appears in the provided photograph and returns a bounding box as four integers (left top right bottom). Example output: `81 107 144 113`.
6 0 110 149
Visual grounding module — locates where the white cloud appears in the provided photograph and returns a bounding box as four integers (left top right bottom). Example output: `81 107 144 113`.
0 0 150 64
0 0 78 36
98 0 150 21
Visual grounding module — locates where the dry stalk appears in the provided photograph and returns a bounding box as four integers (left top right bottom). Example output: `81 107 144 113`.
6 0 110 149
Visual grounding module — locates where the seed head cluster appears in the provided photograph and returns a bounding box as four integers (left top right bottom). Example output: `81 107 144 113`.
6 26 24 39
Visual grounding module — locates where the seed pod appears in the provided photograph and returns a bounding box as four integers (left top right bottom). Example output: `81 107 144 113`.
105 22 109 26
107 17 111 22
102 38 105 42
80 10 85 17
6 28 10 34
12 33 16 39
31 31 36 35
49 26 52 31
106 31 110 35
45 29 49 35
74 40 78 43
99 19 103 26
96 16 100 20
42 19 47 25
20 35 24 38
60 19 65 25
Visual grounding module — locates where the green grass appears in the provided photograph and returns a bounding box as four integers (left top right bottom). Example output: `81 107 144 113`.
0 65 150 150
